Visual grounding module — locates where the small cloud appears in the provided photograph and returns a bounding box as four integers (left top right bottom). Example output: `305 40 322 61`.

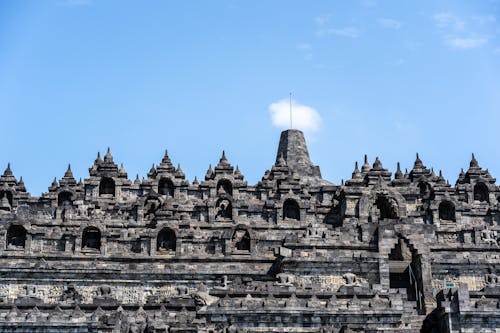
297 43 312 50
269 99 322 133
494 47 500 55
378 18 402 30
445 36 487 49
472 15 496 25
323 27 360 38
433 13 465 31
315 14 331 27
296 43 313 61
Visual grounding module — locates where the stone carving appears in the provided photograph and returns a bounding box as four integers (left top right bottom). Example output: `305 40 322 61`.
0 130 497 331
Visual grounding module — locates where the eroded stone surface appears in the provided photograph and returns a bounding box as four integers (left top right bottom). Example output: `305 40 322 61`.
0 132 498 332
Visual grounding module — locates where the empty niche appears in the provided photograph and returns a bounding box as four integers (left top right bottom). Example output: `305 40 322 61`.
82 227 101 250
283 199 300 220
438 201 456 222
99 177 115 196
6 225 26 249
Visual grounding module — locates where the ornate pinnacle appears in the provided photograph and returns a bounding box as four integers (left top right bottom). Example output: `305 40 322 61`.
470 153 479 168
104 147 113 163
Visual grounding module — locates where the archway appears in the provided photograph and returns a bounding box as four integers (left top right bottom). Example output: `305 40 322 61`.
474 182 489 202
99 177 115 196
438 201 455 222
217 179 233 196
283 199 300 220
375 194 398 220
82 227 101 250
232 229 250 252
389 237 425 313
58 191 73 207
418 182 434 200
158 178 174 197
6 225 26 249
215 198 232 220
157 227 176 252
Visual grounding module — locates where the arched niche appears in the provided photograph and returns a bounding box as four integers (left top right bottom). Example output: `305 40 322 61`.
158 178 174 197
215 198 232 220
217 179 233 196
99 177 115 196
82 226 101 250
323 192 345 227
474 182 489 203
283 199 300 221
232 228 251 252
57 191 73 207
438 201 456 222
6 225 26 249
144 196 161 219
375 194 398 220
418 182 434 200
157 227 176 253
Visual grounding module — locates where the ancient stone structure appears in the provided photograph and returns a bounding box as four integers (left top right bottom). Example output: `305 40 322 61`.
0 129 498 332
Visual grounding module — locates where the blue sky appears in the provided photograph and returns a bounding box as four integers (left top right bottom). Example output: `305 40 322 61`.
1 0 499 195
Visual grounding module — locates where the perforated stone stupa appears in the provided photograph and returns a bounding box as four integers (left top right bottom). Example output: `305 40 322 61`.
0 129 499 332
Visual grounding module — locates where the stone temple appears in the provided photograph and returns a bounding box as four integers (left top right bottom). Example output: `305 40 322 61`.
0 129 498 333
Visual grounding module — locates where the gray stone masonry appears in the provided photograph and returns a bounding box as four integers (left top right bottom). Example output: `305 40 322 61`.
0 130 498 332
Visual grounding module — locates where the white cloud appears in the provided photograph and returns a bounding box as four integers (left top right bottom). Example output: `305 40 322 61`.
297 43 312 50
315 14 331 27
493 47 500 55
269 99 322 133
323 27 360 38
445 36 487 49
378 18 402 30
433 13 465 30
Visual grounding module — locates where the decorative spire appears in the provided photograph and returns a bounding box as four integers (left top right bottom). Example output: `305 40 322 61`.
205 164 213 180
361 154 370 173
157 149 175 173
219 150 229 165
352 161 362 179
119 163 127 176
64 164 74 179
175 163 185 178
414 153 423 168
437 170 445 183
51 177 58 187
95 152 102 164
162 149 172 164
134 174 140 185
17 176 25 190
394 162 403 179
147 164 157 178
372 156 383 170
470 153 479 168
234 165 243 180
104 147 113 163
192 176 199 186
3 163 13 177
